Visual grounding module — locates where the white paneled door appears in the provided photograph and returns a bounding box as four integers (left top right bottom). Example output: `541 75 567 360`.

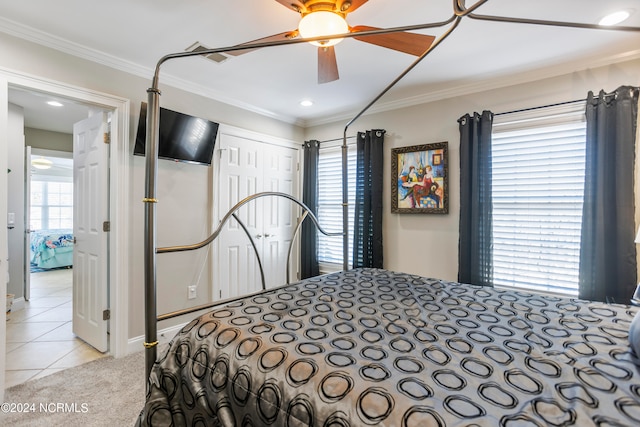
261 143 296 288
72 113 109 352
216 132 297 300
23 146 31 301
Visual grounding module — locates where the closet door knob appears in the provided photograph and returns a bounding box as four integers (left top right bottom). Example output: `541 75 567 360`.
255 234 263 239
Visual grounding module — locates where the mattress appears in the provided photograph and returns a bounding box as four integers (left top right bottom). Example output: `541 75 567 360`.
137 268 640 426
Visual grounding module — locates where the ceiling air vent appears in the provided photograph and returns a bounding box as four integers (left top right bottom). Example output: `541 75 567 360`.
185 42 229 64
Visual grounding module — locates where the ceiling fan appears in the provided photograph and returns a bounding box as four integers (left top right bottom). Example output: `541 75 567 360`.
227 0 436 84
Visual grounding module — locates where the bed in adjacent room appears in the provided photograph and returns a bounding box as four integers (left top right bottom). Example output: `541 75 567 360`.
30 229 74 270
138 268 640 426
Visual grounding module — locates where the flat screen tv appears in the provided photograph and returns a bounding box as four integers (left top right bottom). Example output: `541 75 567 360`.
134 102 219 166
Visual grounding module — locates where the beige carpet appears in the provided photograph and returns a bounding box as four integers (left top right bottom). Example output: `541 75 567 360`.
2 349 149 426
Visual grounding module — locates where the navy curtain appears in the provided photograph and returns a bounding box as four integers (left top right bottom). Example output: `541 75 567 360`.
458 111 494 286
301 140 320 278
353 129 385 268
579 86 639 303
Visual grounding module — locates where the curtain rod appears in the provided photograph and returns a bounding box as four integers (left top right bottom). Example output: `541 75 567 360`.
494 98 586 117
495 86 640 117
319 135 357 143
303 135 357 146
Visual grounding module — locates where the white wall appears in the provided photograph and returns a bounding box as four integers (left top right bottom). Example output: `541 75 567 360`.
0 31 305 342
128 156 217 337
25 128 73 152
306 58 640 282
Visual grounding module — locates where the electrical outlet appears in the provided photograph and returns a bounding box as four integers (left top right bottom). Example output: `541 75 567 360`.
188 285 197 300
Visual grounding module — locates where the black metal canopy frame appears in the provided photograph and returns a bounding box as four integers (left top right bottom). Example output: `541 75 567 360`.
142 0 640 382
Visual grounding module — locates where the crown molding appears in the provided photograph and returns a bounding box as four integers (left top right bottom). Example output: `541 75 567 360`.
2 16 638 130
0 17 301 126
302 48 640 128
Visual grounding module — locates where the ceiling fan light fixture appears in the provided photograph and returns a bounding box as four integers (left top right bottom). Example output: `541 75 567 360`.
298 11 348 47
599 10 631 26
32 157 53 170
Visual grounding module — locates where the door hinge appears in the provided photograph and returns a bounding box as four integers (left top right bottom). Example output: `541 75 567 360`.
73 236 77 244
103 132 111 144
103 221 111 232
103 309 110 320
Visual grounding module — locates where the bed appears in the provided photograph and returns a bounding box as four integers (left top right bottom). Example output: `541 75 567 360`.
30 229 74 270
136 2 640 426
137 267 640 426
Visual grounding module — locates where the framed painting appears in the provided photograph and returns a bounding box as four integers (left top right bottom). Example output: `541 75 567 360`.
391 142 448 214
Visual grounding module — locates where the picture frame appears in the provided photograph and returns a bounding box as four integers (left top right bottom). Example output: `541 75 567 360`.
391 142 448 214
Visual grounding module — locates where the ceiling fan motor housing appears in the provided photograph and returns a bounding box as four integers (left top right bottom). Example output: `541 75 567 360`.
287 0 355 15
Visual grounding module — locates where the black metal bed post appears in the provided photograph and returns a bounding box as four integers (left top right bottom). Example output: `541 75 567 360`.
141 14 462 386
340 13 463 271
143 87 161 381
342 134 349 271
332 0 640 274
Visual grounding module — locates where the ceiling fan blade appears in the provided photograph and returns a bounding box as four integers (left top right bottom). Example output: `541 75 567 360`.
226 31 298 56
318 46 339 84
351 25 435 56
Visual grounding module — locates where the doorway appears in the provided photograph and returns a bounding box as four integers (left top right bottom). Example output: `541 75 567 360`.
0 71 130 400
6 93 109 387
25 148 74 301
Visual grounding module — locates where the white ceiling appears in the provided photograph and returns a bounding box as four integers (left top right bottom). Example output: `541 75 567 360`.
8 87 91 134
2 0 640 131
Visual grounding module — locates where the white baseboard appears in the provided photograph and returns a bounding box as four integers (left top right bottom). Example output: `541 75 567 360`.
9 296 25 312
127 322 186 355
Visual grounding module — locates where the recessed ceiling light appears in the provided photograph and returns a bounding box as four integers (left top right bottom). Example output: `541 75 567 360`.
300 100 313 107
32 157 53 169
47 101 63 107
599 10 631 26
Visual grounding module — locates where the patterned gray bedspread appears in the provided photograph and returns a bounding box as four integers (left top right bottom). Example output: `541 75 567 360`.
137 268 640 426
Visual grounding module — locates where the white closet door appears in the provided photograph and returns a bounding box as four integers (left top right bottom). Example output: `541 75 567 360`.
216 132 298 299
217 133 262 299
262 144 296 288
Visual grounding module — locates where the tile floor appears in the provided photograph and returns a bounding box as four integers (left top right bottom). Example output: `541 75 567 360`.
5 268 106 388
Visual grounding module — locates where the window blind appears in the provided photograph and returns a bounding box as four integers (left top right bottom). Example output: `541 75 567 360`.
492 102 586 296
317 141 356 268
